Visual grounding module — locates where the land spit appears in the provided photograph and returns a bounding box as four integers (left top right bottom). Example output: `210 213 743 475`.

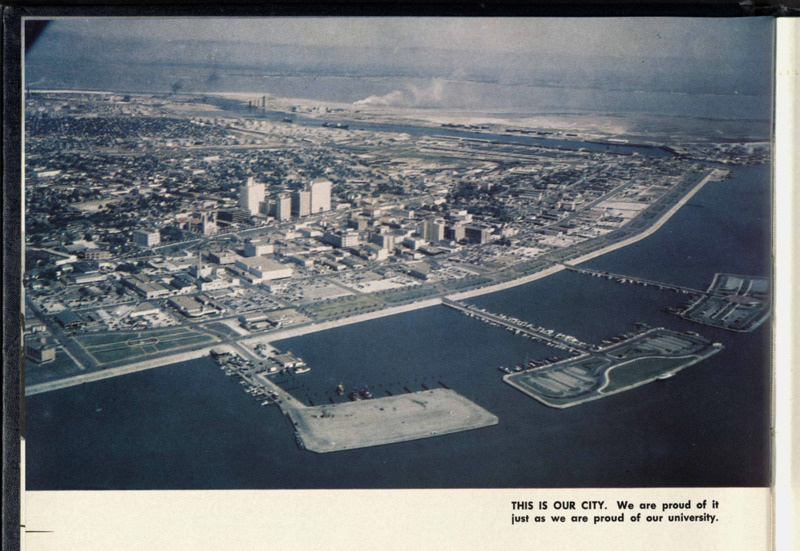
283 389 498 453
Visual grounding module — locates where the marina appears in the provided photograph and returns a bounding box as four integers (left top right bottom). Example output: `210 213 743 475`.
442 298 590 353
23 160 772 487
211 345 498 453
562 265 704 295
678 274 771 332
21 18 773 491
503 328 723 408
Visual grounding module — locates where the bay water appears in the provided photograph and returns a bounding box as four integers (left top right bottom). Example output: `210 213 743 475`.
25 165 771 489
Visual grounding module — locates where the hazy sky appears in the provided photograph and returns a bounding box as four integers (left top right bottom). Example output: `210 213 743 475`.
29 17 771 60
25 16 774 115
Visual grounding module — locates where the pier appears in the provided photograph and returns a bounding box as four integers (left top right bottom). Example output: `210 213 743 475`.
441 298 590 353
562 265 704 295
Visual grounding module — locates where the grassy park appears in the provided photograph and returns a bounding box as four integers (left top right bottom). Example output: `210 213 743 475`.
75 327 215 365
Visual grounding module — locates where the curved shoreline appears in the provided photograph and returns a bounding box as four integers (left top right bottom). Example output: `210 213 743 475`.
563 169 721 267
26 170 720 395
448 168 720 300
526 353 713 410
249 297 444 344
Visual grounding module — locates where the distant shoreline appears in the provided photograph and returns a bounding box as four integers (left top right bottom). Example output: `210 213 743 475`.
26 89 771 143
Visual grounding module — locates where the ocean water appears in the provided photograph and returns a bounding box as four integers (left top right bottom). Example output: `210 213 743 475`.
25 41 772 122
25 164 772 489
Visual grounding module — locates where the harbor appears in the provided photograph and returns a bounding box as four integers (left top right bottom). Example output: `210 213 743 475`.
442 298 590 353
211 346 498 453
21 16 773 491
562 265 704 295
503 327 723 408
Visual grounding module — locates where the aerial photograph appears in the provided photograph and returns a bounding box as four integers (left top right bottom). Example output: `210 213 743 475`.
22 17 773 490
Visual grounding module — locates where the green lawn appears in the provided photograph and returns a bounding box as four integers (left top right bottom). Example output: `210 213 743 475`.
25 349 83 387
91 346 152 364
380 286 440 303
570 356 610 373
76 327 214 365
304 296 377 320
601 356 696 393
75 327 191 348
442 277 493 291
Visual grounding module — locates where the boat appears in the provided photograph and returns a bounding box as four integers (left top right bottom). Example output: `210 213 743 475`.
359 387 374 399
656 372 675 380
336 383 345 395
294 366 311 374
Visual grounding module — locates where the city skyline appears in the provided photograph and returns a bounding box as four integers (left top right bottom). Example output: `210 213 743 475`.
21 18 772 499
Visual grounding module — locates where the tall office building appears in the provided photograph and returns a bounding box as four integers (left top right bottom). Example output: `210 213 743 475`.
417 219 445 242
465 225 491 244
239 177 265 216
291 190 311 217
445 223 466 242
309 178 332 214
275 194 292 221
189 213 217 235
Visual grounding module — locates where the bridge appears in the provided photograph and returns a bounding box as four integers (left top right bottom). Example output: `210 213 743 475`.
441 298 589 353
561 265 704 295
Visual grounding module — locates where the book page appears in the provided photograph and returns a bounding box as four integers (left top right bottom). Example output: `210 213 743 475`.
15 15 782 551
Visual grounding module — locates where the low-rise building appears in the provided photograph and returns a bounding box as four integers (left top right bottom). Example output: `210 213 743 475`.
323 230 360 248
54 309 83 329
129 302 161 318
208 251 238 265
274 352 304 369
123 274 172 299
167 295 216 318
244 238 274 257
132 229 161 247
234 257 294 282
26 337 56 364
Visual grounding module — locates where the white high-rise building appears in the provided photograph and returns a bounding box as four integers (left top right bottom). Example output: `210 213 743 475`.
416 219 445 242
275 194 292 221
309 178 332 214
239 177 265 216
292 189 311 217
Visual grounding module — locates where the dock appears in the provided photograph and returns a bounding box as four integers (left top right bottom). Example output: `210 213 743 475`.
562 265 704 295
286 389 499 453
212 348 498 453
442 298 590 353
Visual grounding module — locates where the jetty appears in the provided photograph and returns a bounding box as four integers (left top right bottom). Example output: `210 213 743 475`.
442 298 590 353
562 265 704 295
